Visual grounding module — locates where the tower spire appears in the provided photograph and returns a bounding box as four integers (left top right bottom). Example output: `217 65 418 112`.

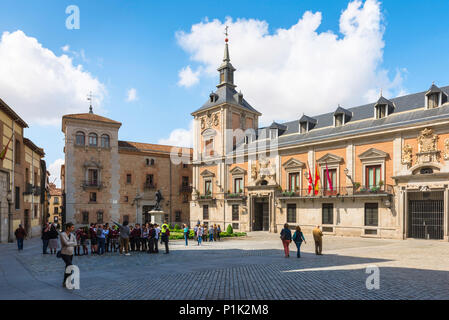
217 25 236 89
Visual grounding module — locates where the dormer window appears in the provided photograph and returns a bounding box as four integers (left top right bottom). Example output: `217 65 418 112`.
300 122 308 133
299 115 317 133
335 114 343 127
425 83 447 109
270 129 278 139
209 93 218 103
376 104 387 119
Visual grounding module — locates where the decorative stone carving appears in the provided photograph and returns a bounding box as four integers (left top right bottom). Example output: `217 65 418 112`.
200 111 220 130
416 128 440 164
251 163 258 181
444 139 449 160
402 144 413 166
251 159 276 185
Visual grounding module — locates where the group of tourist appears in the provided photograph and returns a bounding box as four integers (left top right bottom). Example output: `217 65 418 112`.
192 223 222 246
280 224 324 258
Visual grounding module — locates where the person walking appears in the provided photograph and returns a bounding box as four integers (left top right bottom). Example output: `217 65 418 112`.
193 224 199 242
97 224 107 255
14 224 27 251
46 224 58 254
217 225 221 241
183 224 189 246
280 223 292 258
148 224 155 253
209 225 214 242
197 225 203 246
113 221 131 256
161 224 170 254
292 226 306 258
154 224 160 253
60 222 77 288
41 223 51 254
313 225 324 255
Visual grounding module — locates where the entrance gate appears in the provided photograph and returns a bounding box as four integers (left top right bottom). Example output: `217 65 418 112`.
253 197 269 231
408 191 444 240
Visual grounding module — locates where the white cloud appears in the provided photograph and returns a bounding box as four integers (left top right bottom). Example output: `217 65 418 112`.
126 88 138 102
176 0 406 123
0 30 106 126
48 158 64 188
61 44 70 52
158 120 193 148
178 65 201 88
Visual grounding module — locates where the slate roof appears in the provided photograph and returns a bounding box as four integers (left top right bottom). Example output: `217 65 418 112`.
192 85 261 115
236 85 449 153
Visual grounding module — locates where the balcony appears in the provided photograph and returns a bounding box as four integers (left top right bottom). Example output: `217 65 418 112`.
143 182 157 190
179 185 193 193
278 185 394 200
225 192 247 202
23 183 34 195
197 193 216 204
82 180 103 190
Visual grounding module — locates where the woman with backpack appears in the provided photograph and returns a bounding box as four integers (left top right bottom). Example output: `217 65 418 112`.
280 223 292 258
292 226 306 258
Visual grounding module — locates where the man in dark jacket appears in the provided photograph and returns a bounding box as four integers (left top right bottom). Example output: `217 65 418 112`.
15 225 27 251
41 223 51 254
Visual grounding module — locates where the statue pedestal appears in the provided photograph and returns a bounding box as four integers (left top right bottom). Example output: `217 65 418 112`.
149 210 165 225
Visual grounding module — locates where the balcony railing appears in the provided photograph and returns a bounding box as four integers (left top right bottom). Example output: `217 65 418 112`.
225 192 247 201
143 182 157 190
179 185 192 193
278 185 393 198
23 183 34 195
82 181 103 189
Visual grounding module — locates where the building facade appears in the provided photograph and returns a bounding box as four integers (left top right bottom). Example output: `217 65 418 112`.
62 111 193 227
190 40 449 241
48 183 62 224
0 98 46 242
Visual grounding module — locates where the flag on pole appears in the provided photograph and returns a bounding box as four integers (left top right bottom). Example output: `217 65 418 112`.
308 165 313 195
0 135 13 161
314 164 320 195
325 162 333 192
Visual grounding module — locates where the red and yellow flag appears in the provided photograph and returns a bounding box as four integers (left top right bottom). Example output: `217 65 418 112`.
308 166 313 194
0 135 13 161
314 164 320 195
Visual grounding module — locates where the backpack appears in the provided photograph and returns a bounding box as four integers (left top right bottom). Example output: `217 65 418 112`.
280 229 286 240
97 228 102 237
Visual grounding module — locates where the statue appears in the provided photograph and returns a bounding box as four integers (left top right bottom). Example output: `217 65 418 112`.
154 189 164 211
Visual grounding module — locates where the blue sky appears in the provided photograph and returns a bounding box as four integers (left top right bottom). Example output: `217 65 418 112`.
1 0 449 185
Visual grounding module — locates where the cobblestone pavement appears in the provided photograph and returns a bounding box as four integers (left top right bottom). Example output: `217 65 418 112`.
1 232 449 299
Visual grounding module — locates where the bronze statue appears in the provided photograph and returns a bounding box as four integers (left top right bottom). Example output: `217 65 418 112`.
154 189 164 211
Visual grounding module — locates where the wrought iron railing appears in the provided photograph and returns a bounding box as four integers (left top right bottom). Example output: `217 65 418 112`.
143 182 157 189
82 181 102 189
278 185 393 198
179 185 192 193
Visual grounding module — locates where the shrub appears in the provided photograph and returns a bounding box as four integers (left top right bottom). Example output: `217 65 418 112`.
226 224 233 234
174 224 181 231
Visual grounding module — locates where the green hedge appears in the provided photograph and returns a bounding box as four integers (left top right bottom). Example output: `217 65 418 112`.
168 230 246 240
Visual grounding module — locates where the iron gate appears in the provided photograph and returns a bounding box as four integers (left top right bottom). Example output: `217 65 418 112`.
408 200 444 240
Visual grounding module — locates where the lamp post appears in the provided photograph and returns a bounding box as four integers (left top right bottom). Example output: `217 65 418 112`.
344 168 356 191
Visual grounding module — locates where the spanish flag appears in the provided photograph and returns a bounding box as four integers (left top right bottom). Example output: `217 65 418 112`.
314 164 320 195
0 135 12 161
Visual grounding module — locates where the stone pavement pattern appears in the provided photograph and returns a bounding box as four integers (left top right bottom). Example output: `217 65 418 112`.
1 232 449 300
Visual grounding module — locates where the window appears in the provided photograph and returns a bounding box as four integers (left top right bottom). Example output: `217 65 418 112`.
182 194 188 203
287 204 296 223
97 211 104 223
34 205 38 219
25 168 29 183
428 93 439 108
420 167 433 175
376 105 386 119
234 178 243 194
101 134 110 148
146 174 154 186
232 223 239 230
300 122 307 134
204 180 212 195
365 165 381 187
182 176 189 187
126 174 132 184
88 133 98 146
150 159 155 166
182 163 188 169
323 169 337 193
75 132 85 146
89 192 97 202
322 203 333 225
288 172 300 192
203 205 209 220
204 138 214 156
82 211 89 224
15 186 20 209
53 197 59 204
365 203 378 226
232 204 239 221
88 169 98 186
335 114 343 127
34 172 38 185
164 214 169 222
270 129 278 139
124 196 128 202
175 210 181 221
54 207 59 214
15 140 20 164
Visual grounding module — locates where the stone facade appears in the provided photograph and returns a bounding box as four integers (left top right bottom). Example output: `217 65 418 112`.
62 112 192 227
190 41 449 241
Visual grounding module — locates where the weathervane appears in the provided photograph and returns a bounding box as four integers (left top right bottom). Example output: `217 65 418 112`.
87 91 93 113
224 25 229 42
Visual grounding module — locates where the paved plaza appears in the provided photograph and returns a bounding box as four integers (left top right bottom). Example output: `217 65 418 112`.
1 232 449 300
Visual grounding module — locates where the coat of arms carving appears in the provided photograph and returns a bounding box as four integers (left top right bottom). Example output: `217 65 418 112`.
200 111 220 130
251 159 276 184
444 139 449 160
402 144 413 166
418 128 438 153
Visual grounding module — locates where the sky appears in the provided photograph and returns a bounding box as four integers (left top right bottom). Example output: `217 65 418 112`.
1 0 449 187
